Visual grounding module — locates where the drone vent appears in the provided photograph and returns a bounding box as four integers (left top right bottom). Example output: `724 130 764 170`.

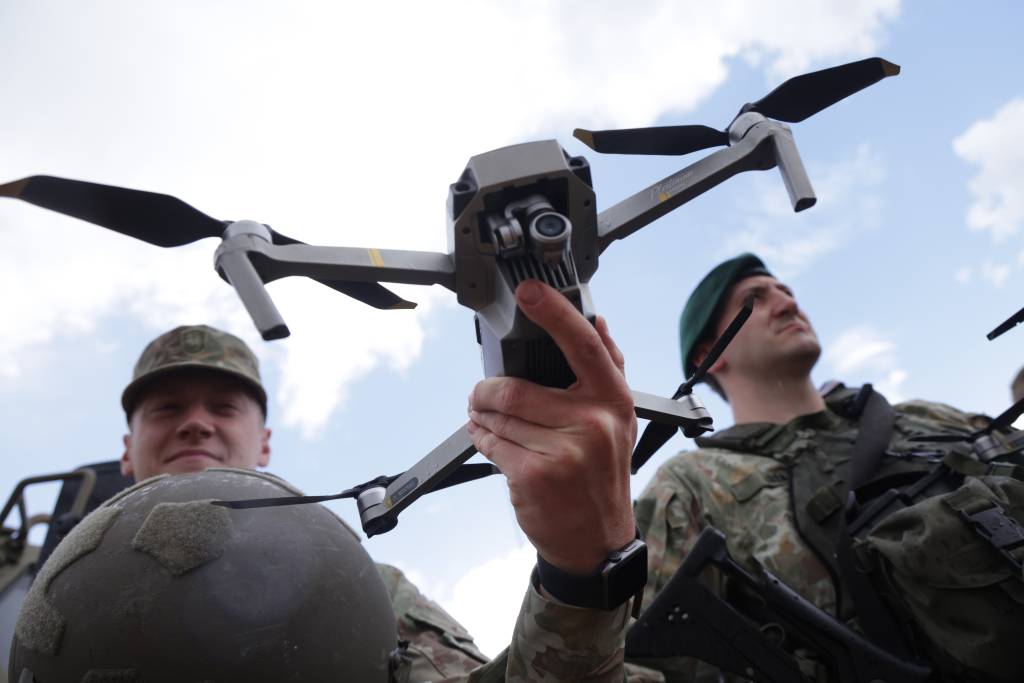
503 253 577 291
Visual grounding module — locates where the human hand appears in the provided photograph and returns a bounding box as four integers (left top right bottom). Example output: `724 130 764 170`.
467 280 637 575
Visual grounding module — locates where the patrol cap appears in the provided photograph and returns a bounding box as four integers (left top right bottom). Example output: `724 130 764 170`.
121 325 267 418
679 253 771 379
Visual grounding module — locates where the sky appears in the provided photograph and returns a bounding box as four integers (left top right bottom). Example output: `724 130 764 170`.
2 0 1023 658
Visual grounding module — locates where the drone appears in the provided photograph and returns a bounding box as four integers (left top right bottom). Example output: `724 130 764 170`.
1 57 899 536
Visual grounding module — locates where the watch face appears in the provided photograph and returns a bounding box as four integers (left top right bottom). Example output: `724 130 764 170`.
603 540 648 607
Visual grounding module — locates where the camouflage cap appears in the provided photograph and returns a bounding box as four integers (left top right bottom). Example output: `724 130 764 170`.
121 325 267 418
679 253 771 379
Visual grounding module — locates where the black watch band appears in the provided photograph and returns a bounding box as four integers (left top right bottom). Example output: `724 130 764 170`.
535 534 648 615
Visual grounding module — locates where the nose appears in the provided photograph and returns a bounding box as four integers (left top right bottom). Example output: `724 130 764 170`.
176 405 214 440
769 288 799 319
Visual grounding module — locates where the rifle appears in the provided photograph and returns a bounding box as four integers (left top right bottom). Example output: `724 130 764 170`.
625 527 932 683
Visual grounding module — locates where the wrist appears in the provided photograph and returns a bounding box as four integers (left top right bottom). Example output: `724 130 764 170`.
535 531 647 614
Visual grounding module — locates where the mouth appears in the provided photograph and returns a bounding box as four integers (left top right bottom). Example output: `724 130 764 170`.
166 450 223 465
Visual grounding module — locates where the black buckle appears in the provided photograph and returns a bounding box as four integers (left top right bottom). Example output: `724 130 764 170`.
959 504 1024 573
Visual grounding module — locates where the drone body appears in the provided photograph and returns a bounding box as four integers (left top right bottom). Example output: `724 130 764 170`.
448 140 598 387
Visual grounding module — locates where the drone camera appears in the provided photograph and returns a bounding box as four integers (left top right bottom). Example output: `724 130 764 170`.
528 211 572 265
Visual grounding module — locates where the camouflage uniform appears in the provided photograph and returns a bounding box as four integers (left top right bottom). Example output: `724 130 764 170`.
633 396 983 681
380 562 636 682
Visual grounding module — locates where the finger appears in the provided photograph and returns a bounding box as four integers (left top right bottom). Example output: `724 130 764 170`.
515 280 626 393
594 315 625 377
470 376 581 428
470 409 574 455
467 421 531 482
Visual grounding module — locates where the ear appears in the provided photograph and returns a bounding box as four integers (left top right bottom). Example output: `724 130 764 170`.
258 427 272 468
120 433 135 478
691 340 727 377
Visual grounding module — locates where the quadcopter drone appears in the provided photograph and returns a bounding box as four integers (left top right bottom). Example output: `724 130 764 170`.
1 57 899 536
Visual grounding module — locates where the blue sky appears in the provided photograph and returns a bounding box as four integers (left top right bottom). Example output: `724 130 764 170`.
2 0 1023 656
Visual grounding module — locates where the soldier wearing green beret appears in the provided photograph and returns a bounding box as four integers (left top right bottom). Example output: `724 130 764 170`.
632 254 1024 682
110 280 644 681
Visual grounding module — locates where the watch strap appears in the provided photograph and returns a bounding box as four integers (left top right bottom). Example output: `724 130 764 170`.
535 534 647 613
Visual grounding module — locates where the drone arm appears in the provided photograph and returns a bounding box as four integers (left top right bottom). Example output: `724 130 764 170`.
357 425 479 536
595 121 815 253
595 125 775 252
631 390 712 438
229 239 457 291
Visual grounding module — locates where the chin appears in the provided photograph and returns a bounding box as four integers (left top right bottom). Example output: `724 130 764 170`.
163 457 222 476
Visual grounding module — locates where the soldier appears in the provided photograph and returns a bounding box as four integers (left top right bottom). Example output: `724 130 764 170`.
106 279 643 681
633 253 1024 681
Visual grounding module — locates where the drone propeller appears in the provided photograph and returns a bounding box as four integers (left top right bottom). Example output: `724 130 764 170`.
573 125 728 157
212 463 500 510
0 175 415 310
988 304 1024 341
574 57 900 157
631 294 755 473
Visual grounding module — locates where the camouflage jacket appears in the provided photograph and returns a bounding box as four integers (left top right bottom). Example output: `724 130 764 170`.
631 397 983 682
379 563 637 682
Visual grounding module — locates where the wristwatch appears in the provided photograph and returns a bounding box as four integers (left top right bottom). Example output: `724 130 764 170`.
535 533 648 617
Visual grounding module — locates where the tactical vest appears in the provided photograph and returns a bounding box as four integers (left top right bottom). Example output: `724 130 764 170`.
694 384 1024 682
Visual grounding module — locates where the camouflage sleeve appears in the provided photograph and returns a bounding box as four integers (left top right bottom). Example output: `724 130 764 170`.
631 457 731 682
378 563 634 683
377 563 491 681
633 459 706 609
499 571 632 682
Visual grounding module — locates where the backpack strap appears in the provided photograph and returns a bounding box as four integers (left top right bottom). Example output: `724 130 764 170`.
833 385 919 659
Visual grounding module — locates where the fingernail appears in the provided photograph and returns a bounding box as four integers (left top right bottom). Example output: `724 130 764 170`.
517 280 543 306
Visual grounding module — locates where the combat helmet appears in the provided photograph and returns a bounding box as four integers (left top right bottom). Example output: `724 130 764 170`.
10 468 407 682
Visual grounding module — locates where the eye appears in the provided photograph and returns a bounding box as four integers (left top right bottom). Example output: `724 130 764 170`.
211 400 241 416
149 401 180 415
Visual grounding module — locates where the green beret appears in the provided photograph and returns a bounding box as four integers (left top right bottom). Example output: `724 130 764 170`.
679 253 771 379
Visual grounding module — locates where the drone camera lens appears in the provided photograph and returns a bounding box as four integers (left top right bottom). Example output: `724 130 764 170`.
534 213 567 238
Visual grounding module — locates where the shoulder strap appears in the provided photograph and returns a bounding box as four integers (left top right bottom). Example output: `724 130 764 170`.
833 384 919 659
848 384 895 494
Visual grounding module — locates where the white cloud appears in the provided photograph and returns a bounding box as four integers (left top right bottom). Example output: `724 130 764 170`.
953 97 1024 242
722 144 887 278
954 266 974 284
824 325 907 402
0 1 902 434
980 261 1012 288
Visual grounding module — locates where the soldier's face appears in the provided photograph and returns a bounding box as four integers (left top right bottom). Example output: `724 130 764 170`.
710 274 821 379
121 370 271 482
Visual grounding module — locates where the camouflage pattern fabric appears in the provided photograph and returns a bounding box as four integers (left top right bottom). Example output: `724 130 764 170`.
632 398 985 682
379 564 639 682
121 324 267 416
